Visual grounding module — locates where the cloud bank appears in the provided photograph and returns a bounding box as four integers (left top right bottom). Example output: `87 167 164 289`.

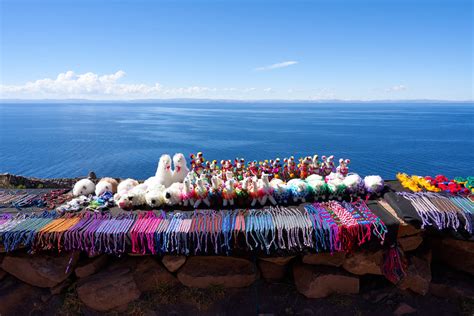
0 70 238 99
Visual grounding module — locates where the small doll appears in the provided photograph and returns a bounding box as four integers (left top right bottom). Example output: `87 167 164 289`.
257 173 277 205
180 178 195 207
193 178 211 208
222 178 237 207
210 160 220 175
233 158 245 181
271 158 282 179
336 158 350 177
321 155 336 176
311 154 321 175
243 176 259 207
209 175 223 205
298 156 312 179
221 159 234 176
190 152 205 175
248 160 259 177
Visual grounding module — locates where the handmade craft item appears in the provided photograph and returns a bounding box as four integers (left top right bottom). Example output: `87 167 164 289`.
172 153 189 183
95 177 118 196
73 179 95 197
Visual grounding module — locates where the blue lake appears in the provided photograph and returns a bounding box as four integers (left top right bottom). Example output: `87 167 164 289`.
0 102 473 179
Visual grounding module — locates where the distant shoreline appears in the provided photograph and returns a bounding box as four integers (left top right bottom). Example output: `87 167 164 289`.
1 98 473 104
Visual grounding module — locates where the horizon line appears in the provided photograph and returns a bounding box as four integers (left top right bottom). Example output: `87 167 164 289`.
1 98 473 104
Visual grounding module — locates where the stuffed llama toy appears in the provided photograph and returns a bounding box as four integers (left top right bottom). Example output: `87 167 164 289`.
181 178 195 207
155 154 173 188
95 177 118 196
306 174 327 199
242 176 259 207
287 178 310 203
209 175 223 202
163 182 184 206
258 173 277 205
222 178 237 207
114 178 139 202
326 172 346 200
73 179 96 197
145 185 166 208
364 175 385 196
193 178 211 208
343 173 363 197
172 153 189 183
117 183 148 210
270 178 290 204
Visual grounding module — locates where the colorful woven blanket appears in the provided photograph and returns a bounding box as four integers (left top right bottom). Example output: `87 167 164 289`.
0 201 386 256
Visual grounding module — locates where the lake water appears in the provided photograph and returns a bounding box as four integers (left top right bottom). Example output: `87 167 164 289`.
0 102 472 179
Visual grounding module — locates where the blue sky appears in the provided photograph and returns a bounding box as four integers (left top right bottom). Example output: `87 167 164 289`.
0 0 472 100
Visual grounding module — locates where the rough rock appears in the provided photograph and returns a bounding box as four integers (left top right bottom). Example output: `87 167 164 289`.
430 283 474 300
77 268 141 312
162 255 186 272
302 252 346 267
397 224 421 238
433 238 474 275
342 250 382 275
258 260 286 281
75 255 108 278
0 276 48 316
259 256 295 266
393 303 417 315
50 279 72 295
177 256 257 288
132 257 178 292
1 251 79 288
398 255 431 295
399 235 423 252
0 268 6 281
293 263 359 298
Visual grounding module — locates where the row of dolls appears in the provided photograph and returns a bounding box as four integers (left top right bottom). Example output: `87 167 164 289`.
189 152 351 181
71 170 384 210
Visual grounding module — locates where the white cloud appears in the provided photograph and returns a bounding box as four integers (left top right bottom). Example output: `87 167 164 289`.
255 61 298 71
0 70 282 100
386 84 407 92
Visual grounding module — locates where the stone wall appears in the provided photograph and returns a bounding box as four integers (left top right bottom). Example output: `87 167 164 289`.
0 173 83 189
1 235 473 315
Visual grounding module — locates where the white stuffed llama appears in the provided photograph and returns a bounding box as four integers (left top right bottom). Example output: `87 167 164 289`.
95 177 118 196
114 178 139 201
172 153 189 183
222 178 237 207
287 178 310 203
193 178 210 208
145 184 165 208
181 178 195 207
270 178 290 204
163 182 184 205
258 173 277 205
155 154 173 188
243 177 259 207
73 179 95 197
117 183 148 209
364 175 384 195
